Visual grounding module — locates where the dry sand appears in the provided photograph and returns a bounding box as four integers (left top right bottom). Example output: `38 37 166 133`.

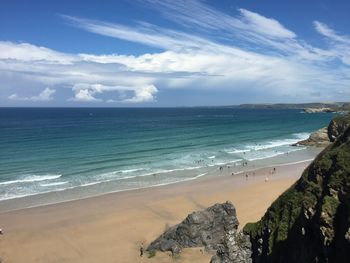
0 161 310 263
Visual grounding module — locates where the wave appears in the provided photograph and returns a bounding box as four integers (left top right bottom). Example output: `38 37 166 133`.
0 174 62 186
0 132 314 203
121 168 145 173
227 149 249 154
246 146 306 161
228 133 310 153
40 181 68 187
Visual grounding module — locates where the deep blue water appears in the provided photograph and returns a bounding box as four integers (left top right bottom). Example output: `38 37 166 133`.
0 107 333 201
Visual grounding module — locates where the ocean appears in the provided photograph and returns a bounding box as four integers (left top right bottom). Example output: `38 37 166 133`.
0 107 333 210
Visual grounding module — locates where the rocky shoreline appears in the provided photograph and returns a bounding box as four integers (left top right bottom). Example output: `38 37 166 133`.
147 113 350 262
302 107 335 113
293 113 350 147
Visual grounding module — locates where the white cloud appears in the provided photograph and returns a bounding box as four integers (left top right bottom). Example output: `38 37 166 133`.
314 21 350 43
238 8 296 39
313 21 350 65
8 88 56 101
0 41 74 64
68 83 158 103
1 1 350 105
61 15 210 51
121 85 158 103
70 89 101 102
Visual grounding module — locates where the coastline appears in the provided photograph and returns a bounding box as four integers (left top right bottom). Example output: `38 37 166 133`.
0 146 321 213
0 158 314 263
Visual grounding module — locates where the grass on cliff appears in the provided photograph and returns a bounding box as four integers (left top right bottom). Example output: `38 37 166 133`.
243 126 350 257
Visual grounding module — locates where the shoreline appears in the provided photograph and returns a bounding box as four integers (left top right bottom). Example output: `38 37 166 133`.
0 158 313 262
0 152 319 214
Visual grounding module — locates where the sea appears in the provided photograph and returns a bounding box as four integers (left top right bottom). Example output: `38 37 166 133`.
0 107 334 211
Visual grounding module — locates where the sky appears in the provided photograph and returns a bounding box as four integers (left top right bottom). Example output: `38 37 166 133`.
0 0 349 107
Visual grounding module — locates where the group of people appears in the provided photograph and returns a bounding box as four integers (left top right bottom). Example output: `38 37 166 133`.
265 167 277 182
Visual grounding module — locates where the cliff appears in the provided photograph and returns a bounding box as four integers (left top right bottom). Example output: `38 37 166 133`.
244 126 350 263
328 114 350 142
295 113 350 147
295 127 330 147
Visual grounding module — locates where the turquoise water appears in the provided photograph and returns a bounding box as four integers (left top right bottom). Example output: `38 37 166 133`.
0 108 333 204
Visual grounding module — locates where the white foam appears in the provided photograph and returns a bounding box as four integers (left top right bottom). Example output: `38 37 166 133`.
194 173 207 179
121 168 144 173
208 155 216 159
244 133 310 151
0 174 62 186
40 181 68 187
227 149 249 154
246 151 285 161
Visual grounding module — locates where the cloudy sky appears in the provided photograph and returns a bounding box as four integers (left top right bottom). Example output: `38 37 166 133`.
0 0 349 107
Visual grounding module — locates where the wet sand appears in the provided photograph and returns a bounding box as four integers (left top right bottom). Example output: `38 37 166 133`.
0 161 310 263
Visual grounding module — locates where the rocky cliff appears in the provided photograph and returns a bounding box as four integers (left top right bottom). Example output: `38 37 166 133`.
147 202 252 262
328 114 350 142
244 126 350 263
295 113 350 147
295 127 330 147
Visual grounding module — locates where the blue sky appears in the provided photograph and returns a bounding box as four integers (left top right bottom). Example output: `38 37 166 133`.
0 0 349 106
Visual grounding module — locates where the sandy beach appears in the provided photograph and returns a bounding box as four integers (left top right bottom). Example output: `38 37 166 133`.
0 161 310 263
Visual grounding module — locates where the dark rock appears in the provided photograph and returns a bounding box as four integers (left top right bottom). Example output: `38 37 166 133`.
210 230 252 263
147 201 252 262
244 126 350 263
327 113 350 142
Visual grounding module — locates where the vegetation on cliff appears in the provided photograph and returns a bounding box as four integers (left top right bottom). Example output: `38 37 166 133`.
328 113 350 142
244 126 350 262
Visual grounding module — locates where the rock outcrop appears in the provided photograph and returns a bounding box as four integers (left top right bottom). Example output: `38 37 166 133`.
210 230 252 263
295 127 330 147
303 107 335 113
294 113 350 147
244 126 350 263
147 201 252 262
328 114 350 142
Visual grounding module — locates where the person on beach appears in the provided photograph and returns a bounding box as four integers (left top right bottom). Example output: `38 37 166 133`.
245 173 248 180
0 228 3 235
265 176 269 182
140 243 144 257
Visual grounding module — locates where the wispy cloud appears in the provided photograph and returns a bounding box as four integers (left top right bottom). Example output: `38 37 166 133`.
314 21 350 65
1 0 350 105
314 21 350 43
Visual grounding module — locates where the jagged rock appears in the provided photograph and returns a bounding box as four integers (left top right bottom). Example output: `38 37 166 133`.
294 127 330 147
294 113 350 147
210 230 252 263
328 113 350 142
147 201 252 262
244 126 350 263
